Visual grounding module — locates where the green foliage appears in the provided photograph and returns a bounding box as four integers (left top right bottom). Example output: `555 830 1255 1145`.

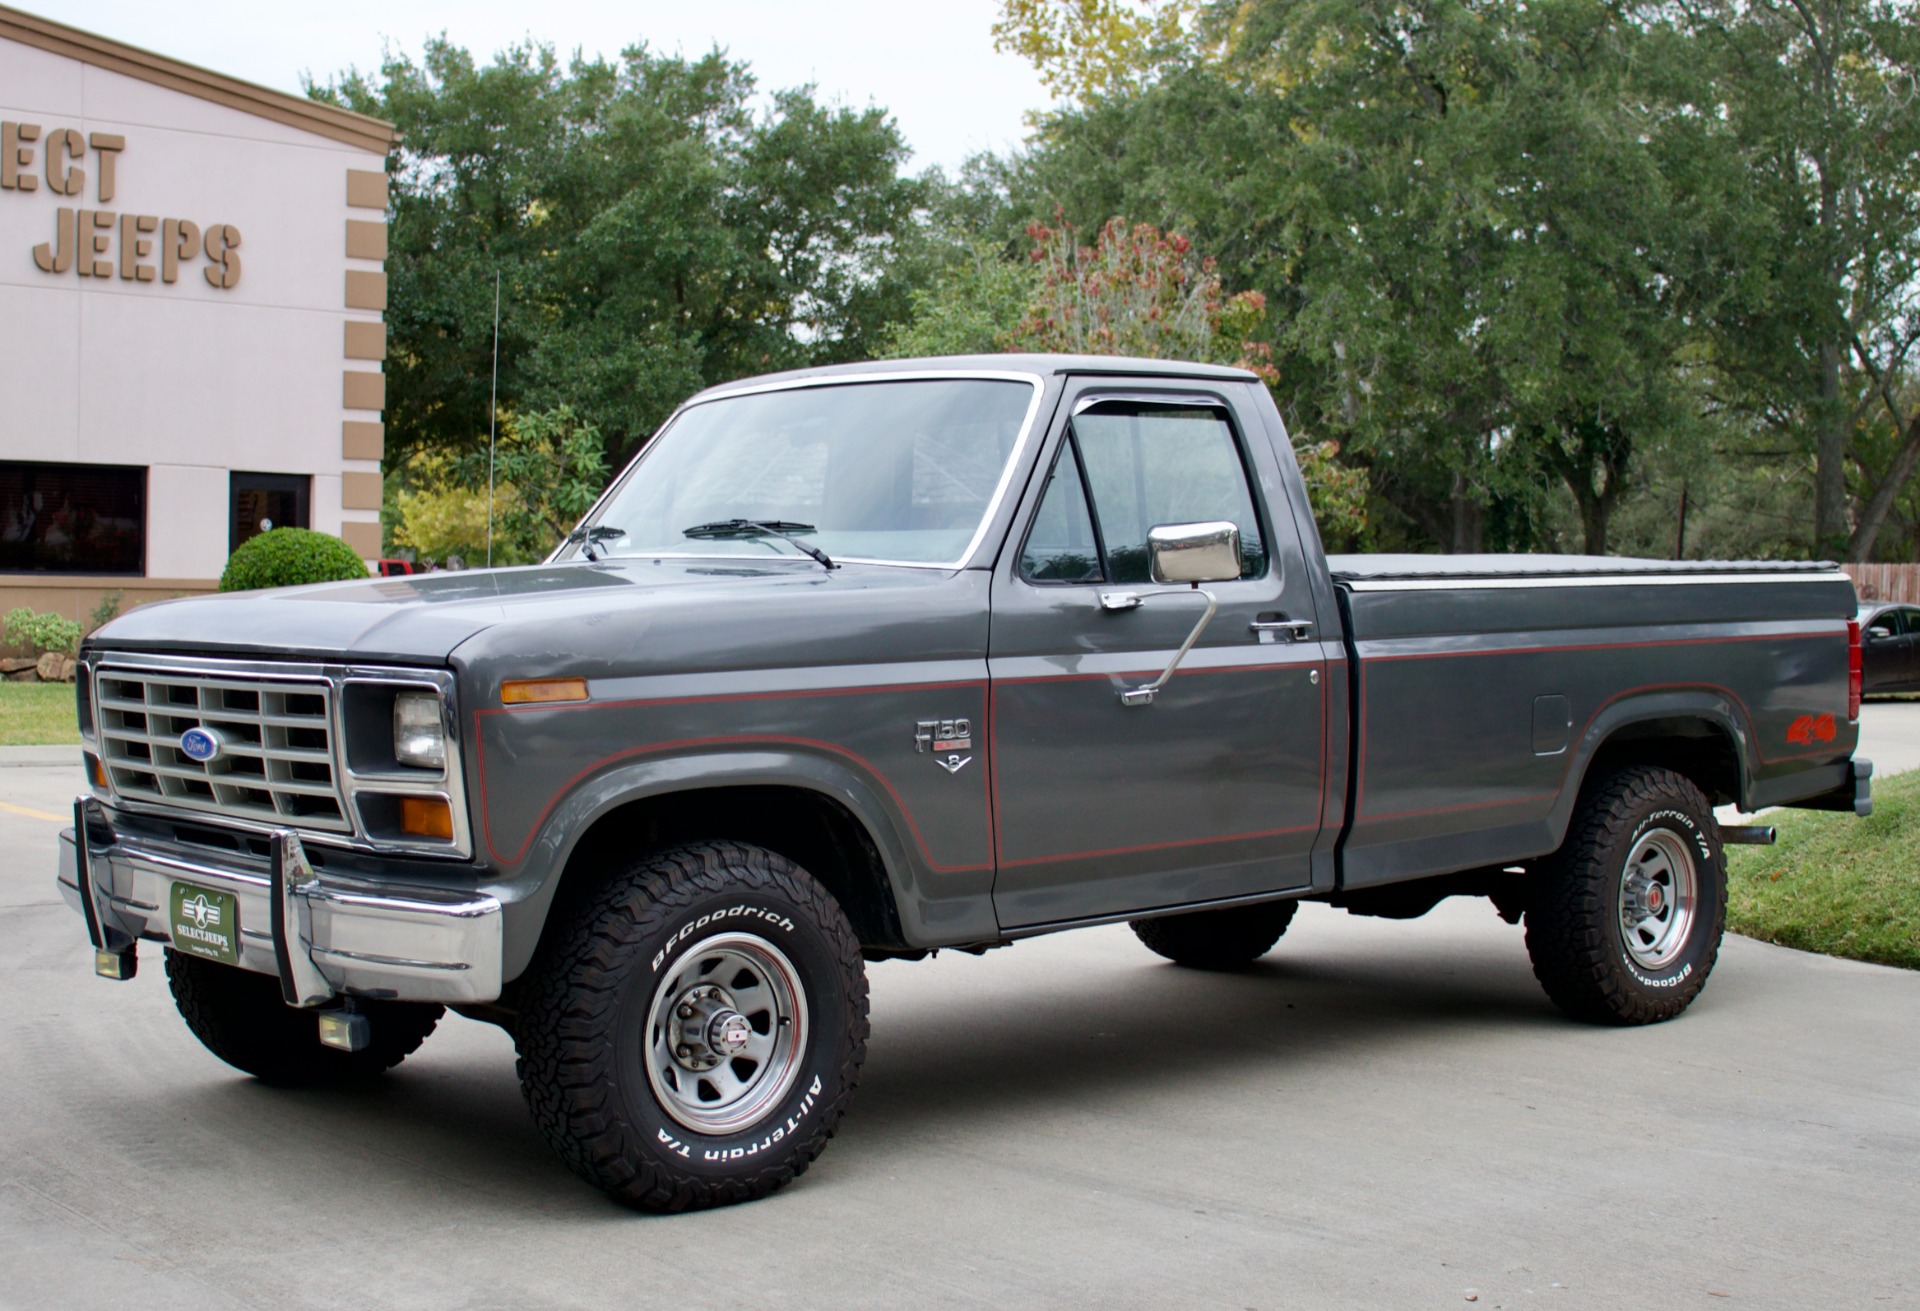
218 529 372 593
992 0 1920 559
996 214 1370 542
993 0 1204 103
878 242 1039 358
313 41 926 469
1676 0 1920 560
3 607 81 657
393 406 610 565
1728 768 1920 970
87 590 122 631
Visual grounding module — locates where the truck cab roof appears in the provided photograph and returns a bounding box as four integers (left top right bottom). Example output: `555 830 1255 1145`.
687 354 1261 403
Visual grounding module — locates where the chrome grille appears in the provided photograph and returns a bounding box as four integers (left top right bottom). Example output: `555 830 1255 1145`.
95 667 349 832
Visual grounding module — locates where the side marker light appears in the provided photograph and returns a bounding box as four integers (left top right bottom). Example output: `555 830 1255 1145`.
501 678 589 705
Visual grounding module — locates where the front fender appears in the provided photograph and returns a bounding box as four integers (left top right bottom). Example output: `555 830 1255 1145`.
484 744 996 981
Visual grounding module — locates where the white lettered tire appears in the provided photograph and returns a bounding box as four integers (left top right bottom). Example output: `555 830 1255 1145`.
515 842 869 1211
1525 766 1727 1025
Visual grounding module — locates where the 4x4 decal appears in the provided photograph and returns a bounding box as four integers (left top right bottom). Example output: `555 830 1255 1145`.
1786 713 1837 745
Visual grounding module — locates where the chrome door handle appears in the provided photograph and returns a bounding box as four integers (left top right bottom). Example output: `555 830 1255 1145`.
1250 619 1314 643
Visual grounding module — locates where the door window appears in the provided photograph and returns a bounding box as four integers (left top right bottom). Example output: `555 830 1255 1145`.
1020 402 1267 585
1020 440 1105 583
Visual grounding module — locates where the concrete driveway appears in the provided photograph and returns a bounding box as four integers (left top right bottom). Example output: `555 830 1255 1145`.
2 717 1916 1311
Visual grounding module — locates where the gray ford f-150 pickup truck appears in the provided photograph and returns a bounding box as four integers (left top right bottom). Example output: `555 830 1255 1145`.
58 355 1871 1211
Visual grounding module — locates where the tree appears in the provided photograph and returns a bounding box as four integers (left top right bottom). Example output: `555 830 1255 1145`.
993 0 1205 104
392 406 608 565
314 41 926 468
997 0 1738 555
1679 0 1920 559
1011 216 1371 540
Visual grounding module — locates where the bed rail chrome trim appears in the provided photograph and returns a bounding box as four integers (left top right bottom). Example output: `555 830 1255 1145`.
1340 572 1854 593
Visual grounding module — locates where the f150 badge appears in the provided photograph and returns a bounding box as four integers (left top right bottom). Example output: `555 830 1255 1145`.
914 718 972 773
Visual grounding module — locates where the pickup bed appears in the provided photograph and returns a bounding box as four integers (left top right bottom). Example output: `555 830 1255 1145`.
58 354 1870 1211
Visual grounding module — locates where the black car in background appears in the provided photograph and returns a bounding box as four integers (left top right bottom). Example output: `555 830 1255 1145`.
1860 602 1920 694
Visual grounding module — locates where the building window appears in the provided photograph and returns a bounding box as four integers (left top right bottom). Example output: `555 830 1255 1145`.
0 461 146 575
230 472 310 552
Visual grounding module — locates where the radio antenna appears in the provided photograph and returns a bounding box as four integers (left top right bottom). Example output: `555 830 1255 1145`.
485 269 501 568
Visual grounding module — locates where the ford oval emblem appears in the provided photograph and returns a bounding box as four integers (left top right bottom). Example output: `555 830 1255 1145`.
179 727 222 763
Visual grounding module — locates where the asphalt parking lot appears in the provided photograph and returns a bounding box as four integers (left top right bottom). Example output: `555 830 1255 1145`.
2 711 1917 1310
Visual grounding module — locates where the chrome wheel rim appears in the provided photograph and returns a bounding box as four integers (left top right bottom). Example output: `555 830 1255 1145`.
1618 829 1698 971
645 931 809 1135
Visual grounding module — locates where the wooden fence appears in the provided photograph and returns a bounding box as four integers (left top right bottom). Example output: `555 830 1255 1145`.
1842 563 1920 603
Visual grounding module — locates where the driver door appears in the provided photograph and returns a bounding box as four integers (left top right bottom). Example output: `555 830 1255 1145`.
986 386 1329 930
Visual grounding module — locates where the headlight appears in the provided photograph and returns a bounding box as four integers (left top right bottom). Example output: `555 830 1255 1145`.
393 691 447 769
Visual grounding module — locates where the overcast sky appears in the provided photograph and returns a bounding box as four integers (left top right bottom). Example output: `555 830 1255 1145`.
41 0 1052 173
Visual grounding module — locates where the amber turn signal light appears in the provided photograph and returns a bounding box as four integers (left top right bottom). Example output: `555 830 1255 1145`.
399 796 454 840
501 678 589 705
86 753 107 789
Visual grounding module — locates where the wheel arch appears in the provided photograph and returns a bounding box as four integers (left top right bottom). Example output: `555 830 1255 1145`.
1550 690 1753 848
496 751 931 982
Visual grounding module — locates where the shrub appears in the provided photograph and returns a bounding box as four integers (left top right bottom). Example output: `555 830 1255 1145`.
88 590 123 630
4 607 82 656
219 528 371 592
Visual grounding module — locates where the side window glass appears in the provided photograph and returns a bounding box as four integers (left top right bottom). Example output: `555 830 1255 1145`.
1019 440 1105 583
1899 609 1920 636
1071 405 1268 584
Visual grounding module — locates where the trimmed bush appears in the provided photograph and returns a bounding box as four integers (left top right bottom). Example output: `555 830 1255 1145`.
4 606 82 656
219 528 371 592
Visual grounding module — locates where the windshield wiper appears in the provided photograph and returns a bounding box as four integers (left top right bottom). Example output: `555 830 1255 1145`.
565 524 628 561
682 519 837 571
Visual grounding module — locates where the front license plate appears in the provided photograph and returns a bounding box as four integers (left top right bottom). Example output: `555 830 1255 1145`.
169 881 240 965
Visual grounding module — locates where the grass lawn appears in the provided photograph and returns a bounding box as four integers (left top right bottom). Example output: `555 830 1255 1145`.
1728 769 1920 970
0 681 80 746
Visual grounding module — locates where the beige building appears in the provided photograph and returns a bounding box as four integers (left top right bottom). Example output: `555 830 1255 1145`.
0 5 392 623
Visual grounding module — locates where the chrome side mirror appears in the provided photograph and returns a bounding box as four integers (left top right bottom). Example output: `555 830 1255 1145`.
1100 522 1243 707
1148 521 1242 585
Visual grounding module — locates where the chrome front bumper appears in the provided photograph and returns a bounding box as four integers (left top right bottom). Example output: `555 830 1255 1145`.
58 799 503 1005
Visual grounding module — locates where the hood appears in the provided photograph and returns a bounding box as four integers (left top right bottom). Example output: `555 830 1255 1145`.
85 559 907 666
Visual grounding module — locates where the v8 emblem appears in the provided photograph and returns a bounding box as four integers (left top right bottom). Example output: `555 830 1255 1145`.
935 753 971 774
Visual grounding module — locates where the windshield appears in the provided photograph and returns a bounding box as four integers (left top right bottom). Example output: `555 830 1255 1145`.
569 377 1039 567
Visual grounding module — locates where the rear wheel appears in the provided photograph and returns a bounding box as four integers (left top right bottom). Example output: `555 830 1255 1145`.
165 950 442 1085
1130 900 1297 970
1524 766 1727 1025
515 841 869 1212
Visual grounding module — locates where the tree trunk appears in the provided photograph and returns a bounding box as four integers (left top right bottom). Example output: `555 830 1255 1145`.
1447 471 1484 553
1814 337 1849 554
1846 405 1920 562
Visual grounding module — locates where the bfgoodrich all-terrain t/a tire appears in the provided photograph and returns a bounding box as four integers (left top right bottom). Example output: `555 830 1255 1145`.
1130 899 1298 970
1525 765 1728 1026
515 841 870 1212
165 949 442 1085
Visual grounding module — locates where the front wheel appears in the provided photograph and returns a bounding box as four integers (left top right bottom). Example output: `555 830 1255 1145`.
515 842 869 1212
1524 766 1727 1025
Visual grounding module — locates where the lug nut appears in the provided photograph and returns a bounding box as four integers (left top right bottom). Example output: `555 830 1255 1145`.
678 1004 694 1019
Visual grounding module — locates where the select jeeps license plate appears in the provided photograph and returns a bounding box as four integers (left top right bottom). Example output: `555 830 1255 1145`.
169 881 240 965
